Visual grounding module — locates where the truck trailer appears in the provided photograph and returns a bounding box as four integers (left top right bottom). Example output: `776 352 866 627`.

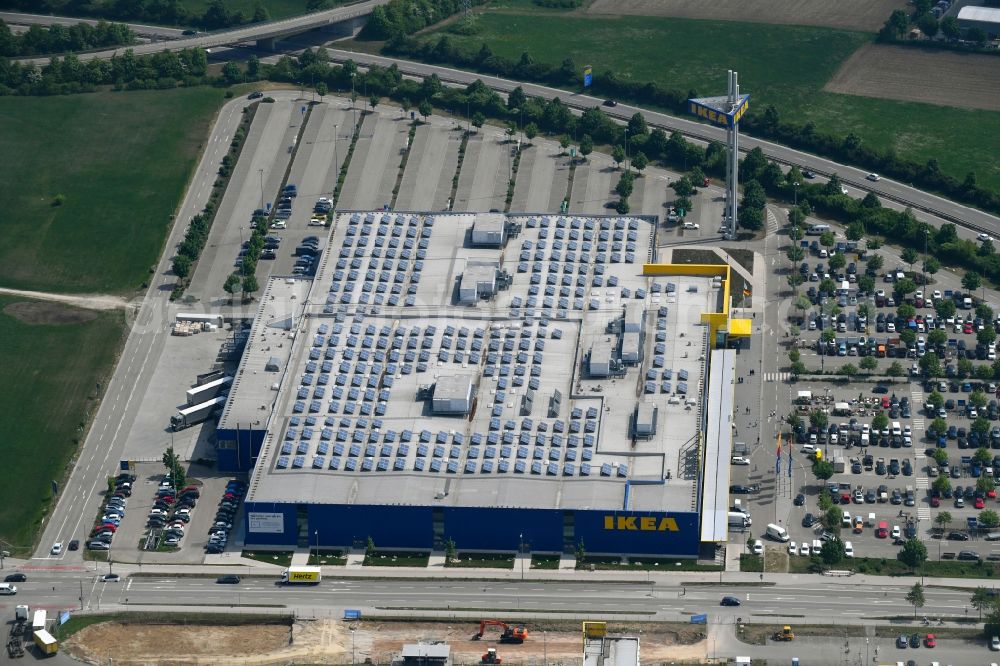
171 395 227 430
185 376 233 406
32 629 57 655
31 610 45 633
280 566 322 584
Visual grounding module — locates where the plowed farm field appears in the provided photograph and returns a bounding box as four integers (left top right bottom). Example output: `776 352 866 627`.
585 0 906 32
825 43 1000 111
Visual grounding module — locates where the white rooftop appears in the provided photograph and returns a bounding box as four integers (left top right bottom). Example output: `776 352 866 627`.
239 212 719 514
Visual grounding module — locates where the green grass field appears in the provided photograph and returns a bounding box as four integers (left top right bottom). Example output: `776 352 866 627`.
181 0 320 21
423 12 1000 191
0 297 125 549
0 87 225 294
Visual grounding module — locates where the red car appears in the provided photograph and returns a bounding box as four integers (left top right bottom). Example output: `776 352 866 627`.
930 496 941 507
882 396 891 409
976 497 986 509
924 633 936 648
988 489 997 499
841 491 852 503
964 323 973 334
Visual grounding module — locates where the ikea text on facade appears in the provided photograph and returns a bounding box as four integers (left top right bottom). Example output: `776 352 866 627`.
687 97 750 128
604 515 680 532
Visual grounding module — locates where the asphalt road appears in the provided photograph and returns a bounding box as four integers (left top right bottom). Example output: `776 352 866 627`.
4 568 999 664
0 11 185 39
13 0 389 65
320 48 1000 233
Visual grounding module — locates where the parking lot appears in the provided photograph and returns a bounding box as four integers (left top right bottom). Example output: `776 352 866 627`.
729 218 1000 565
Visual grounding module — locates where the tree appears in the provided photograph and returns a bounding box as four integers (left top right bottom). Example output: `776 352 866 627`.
810 410 829 431
471 111 485 133
941 15 961 39
787 246 805 263
221 60 242 83
223 272 240 303
161 446 185 489
963 271 982 293
611 145 626 168
632 151 648 173
924 257 940 275
524 122 538 143
627 111 648 137
932 475 951 494
315 81 328 101
969 27 988 46
928 390 945 410
242 273 259 299
974 447 993 466
980 510 1000 530
928 329 947 347
980 327 998 347
819 231 835 248
920 352 942 378
812 459 834 481
860 356 877 371
930 417 948 437
172 255 191 279
365 535 376 558
935 510 953 533
900 329 917 347
822 327 837 344
828 253 846 271
788 349 801 364
823 506 843 532
972 587 994 620
252 0 270 22
867 253 884 273
579 134 593 160
979 476 997 495
841 363 858 377
786 413 802 431
895 278 917 297
444 537 457 562
820 537 845 565
972 390 990 409
900 543 928 574
917 13 939 38
936 298 956 319
872 412 889 432
417 99 432 121
559 135 570 153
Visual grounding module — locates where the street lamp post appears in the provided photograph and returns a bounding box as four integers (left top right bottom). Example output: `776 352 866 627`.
351 627 356 665
519 532 524 580
313 529 318 563
794 181 799 207
543 631 547 666
258 168 264 212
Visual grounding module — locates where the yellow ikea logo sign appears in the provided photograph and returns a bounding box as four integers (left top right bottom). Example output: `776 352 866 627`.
603 516 679 532
688 97 750 128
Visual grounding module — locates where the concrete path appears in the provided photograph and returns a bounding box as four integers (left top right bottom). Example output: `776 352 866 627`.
0 286 131 310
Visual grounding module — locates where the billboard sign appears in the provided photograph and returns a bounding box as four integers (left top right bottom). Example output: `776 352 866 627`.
248 512 285 533
690 614 708 624
583 65 593 88
687 94 751 128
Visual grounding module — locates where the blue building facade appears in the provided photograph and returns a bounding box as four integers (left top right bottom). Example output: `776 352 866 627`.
243 501 702 557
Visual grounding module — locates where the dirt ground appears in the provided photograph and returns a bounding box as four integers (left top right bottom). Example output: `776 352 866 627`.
4 300 97 325
65 619 707 665
585 0 907 32
824 43 1000 111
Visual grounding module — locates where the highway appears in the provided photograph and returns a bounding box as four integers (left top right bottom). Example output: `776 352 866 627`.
319 48 1000 235
0 11 185 40
13 0 388 65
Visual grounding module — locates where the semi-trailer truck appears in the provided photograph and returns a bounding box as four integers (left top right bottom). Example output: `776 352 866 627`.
279 566 322 584
171 395 226 430
31 610 45 633
185 376 233 406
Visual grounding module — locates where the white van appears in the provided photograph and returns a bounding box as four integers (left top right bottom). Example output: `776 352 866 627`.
766 523 790 542
806 224 831 236
891 421 902 436
728 512 751 528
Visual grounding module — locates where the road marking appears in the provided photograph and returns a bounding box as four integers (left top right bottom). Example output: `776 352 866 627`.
764 372 790 382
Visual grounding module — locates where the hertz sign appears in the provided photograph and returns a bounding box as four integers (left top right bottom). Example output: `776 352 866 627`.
604 515 680 532
688 95 750 128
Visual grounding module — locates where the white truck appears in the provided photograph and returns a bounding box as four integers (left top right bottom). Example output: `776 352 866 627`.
185 376 233 406
171 395 226 430
728 511 751 529
279 566 322 585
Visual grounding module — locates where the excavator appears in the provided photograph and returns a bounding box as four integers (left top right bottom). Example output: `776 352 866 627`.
481 648 502 664
474 620 529 644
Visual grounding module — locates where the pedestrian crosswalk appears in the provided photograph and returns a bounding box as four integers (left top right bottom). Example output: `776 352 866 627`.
916 477 929 489
917 507 931 521
764 372 791 382
766 208 780 234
